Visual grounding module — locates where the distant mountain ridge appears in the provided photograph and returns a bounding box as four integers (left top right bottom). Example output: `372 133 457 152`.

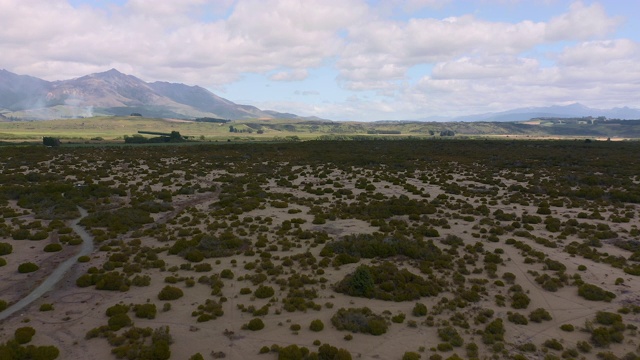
1 68 639 122
0 68 310 120
416 103 640 122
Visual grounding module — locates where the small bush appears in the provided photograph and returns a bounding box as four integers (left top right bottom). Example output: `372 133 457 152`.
0 242 13 255
560 324 575 332
245 318 265 331
595 311 622 325
43 243 63 252
18 262 40 273
77 255 90 263
14 327 36 344
578 283 615 302
402 352 421 360
529 308 552 323
543 339 563 350
254 285 275 299
0 258 6 267
158 286 184 300
39 303 54 312
413 303 428 317
331 307 388 335
507 312 528 325
310 319 324 332
220 269 234 279
134 303 157 319
108 313 132 331
510 292 530 309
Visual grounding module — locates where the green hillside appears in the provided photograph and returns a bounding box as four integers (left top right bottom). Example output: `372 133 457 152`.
0 116 639 143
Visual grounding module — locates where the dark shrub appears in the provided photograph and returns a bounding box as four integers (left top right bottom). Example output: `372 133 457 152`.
158 286 184 300
15 326 36 344
43 243 63 252
254 285 275 299
246 318 265 331
309 319 324 332
18 262 39 273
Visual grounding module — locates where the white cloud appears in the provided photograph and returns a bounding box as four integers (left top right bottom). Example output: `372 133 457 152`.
545 2 621 41
431 56 539 79
0 0 637 119
557 39 640 66
270 69 309 81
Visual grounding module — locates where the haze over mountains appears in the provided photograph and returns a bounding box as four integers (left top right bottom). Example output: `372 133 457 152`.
0 68 313 120
1 68 639 122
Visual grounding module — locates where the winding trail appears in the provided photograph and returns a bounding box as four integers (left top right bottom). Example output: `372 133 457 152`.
0 207 94 321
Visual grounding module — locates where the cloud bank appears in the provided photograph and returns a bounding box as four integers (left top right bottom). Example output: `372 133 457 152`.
0 0 637 119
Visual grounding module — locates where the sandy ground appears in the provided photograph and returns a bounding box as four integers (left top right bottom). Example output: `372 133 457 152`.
1 163 639 360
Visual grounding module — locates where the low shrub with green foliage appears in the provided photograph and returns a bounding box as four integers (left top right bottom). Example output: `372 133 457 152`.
507 312 528 325
510 292 530 309
108 313 132 331
158 286 184 300
331 307 388 335
0 242 12 255
595 311 622 325
528 308 552 323
18 262 39 273
43 243 63 252
412 303 427 316
403 352 421 360
39 303 54 312
322 234 443 261
437 326 463 347
245 318 265 331
560 324 575 332
309 319 324 332
14 327 36 344
482 318 505 344
254 285 275 299
543 339 563 351
335 262 441 301
134 303 157 319
578 283 616 302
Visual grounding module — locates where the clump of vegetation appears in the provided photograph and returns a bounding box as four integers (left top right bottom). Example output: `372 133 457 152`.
158 286 184 300
254 285 275 299
43 243 63 252
0 242 12 255
0 326 59 360
578 283 616 302
134 303 157 319
331 307 388 335
412 303 428 317
528 308 552 323
309 319 324 332
244 318 265 331
39 303 54 312
18 262 39 273
192 299 224 322
14 327 36 344
335 262 441 301
322 234 443 261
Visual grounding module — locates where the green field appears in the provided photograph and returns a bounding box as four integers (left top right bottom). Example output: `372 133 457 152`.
1 116 639 143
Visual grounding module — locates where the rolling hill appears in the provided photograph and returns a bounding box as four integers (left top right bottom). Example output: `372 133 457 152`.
0 69 309 120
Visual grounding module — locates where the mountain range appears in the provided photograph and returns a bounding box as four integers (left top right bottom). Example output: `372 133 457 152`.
0 68 314 120
1 68 639 121
435 103 640 122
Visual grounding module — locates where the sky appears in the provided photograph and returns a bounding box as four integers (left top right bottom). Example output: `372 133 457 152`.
1 0 639 120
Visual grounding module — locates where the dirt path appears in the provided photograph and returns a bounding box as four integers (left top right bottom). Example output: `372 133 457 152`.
0 207 94 322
